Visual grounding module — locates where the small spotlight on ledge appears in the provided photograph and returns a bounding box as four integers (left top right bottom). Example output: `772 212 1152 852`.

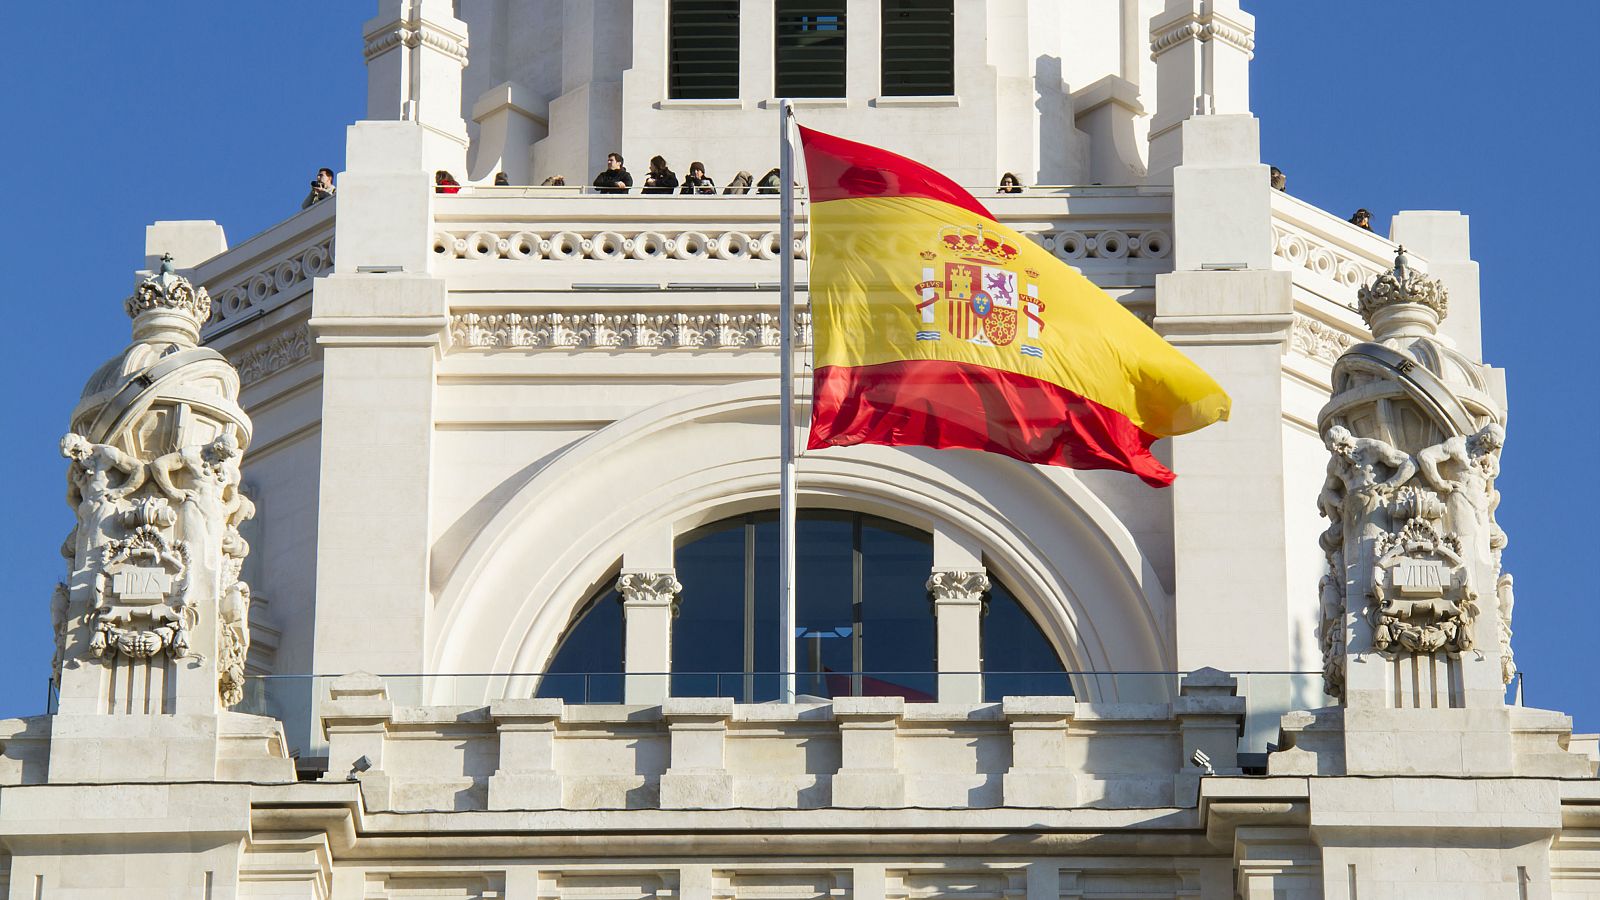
1190 748 1214 775
1200 263 1247 271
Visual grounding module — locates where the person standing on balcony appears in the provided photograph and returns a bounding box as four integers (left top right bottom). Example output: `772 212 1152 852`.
681 161 716 195
1270 166 1287 191
998 172 1023 194
301 167 336 209
434 170 461 194
592 152 632 194
723 171 753 195
756 167 783 194
1350 208 1373 231
642 156 679 194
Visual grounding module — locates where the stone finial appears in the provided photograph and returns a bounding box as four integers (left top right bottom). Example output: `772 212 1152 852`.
1356 246 1448 337
124 253 213 345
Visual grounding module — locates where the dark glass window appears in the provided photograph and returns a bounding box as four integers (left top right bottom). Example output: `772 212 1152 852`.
536 581 624 703
776 0 847 98
881 0 954 96
673 511 934 701
669 0 741 100
981 577 1070 701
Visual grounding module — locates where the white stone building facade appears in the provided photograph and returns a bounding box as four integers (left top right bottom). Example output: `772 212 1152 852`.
1 1 1596 897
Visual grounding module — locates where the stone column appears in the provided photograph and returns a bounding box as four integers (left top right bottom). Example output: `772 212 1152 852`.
658 697 735 809
619 571 683 704
487 698 564 810
1146 0 1257 182
831 697 906 808
927 570 989 704
362 0 469 177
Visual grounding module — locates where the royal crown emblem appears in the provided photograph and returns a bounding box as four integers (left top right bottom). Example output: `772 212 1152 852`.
913 224 1045 358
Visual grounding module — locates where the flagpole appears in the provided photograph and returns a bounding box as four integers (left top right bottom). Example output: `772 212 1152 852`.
778 99 797 704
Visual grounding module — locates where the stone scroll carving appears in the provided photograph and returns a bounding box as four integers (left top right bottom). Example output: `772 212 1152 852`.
1315 250 1514 702
55 256 256 710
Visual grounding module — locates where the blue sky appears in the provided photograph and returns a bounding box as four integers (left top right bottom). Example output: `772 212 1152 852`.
0 3 1593 731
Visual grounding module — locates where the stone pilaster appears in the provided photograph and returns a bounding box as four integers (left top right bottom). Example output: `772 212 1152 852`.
1173 668 1245 804
487 698 564 810
1146 0 1257 182
317 672 394 811
658 697 735 809
927 568 988 704
1002 696 1078 807
362 0 469 177
830 697 906 808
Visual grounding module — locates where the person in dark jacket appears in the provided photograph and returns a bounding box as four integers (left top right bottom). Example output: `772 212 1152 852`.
592 152 632 194
681 161 716 195
756 167 782 194
1349 208 1373 231
642 155 679 194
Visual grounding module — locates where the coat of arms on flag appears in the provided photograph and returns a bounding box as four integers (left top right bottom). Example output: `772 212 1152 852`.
916 227 1046 358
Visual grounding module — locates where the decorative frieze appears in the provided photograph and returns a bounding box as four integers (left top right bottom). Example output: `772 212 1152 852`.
430 228 1171 263
1289 314 1360 365
232 325 312 386
205 236 334 331
1272 225 1384 291
448 310 814 353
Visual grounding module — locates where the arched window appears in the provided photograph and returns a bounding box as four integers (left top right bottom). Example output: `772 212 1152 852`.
537 511 1069 702
537 579 624 703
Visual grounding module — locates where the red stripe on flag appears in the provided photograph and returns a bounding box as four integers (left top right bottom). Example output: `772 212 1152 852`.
808 361 1176 487
798 125 994 221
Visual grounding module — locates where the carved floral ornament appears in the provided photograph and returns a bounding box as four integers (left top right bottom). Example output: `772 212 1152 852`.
450 310 813 352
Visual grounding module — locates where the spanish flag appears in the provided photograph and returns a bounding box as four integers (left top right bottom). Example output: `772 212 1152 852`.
799 126 1230 487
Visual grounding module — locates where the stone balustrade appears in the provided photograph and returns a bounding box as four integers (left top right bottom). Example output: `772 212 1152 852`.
193 198 336 337
316 671 1244 814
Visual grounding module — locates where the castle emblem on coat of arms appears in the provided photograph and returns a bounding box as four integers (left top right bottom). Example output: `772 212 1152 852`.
913 225 1046 359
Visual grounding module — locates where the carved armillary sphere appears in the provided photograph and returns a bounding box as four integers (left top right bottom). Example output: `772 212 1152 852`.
124 253 213 326
1356 247 1447 329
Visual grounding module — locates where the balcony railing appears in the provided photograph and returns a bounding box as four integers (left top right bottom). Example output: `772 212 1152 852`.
237 669 1328 763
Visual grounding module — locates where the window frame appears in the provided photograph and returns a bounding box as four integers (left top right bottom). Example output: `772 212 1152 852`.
774 0 849 100
667 0 742 101
879 0 956 98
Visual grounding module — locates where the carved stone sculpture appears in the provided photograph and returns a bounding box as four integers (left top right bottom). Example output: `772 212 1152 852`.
1315 249 1511 708
55 255 256 711
1496 573 1516 686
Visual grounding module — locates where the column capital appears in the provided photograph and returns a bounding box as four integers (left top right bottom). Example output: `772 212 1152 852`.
926 568 990 603
617 570 683 609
